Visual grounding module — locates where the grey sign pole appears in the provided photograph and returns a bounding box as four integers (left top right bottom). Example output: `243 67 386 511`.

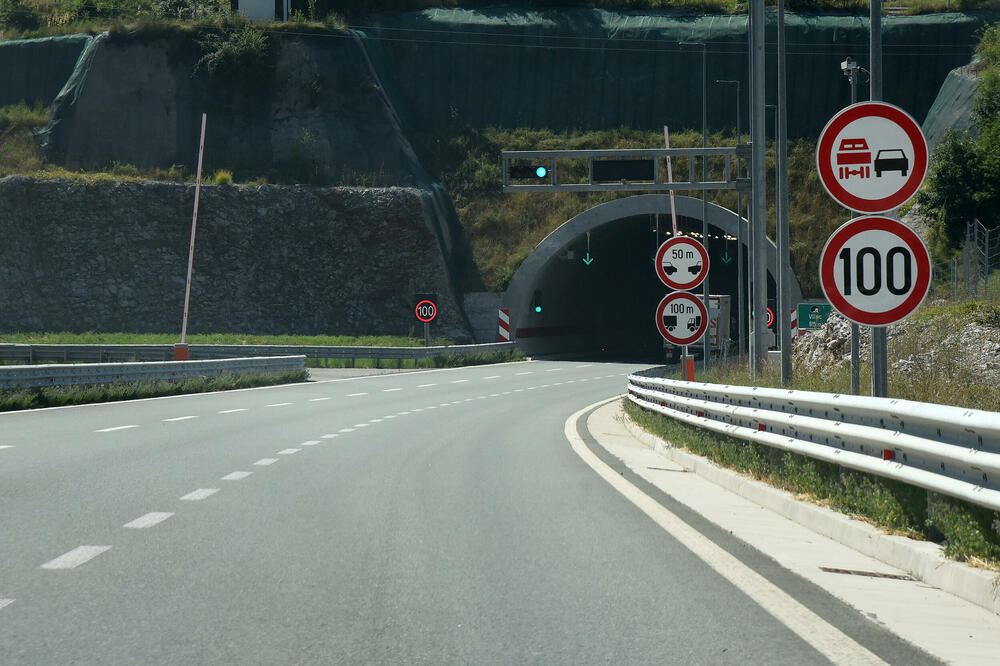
842 56 862 396
870 0 889 398
777 0 792 385
682 41 710 370
751 0 768 377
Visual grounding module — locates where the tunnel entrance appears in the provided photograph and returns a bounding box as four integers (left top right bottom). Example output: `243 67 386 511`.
504 195 801 361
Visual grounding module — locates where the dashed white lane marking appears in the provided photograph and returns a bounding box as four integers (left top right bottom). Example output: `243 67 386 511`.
527 387 538 390
546 368 563 372
397 411 410 416
514 388 524 392
489 394 499 397
352 423 370 428
0 445 13 450
180 488 219 501
477 396 487 399
41 545 111 570
339 428 356 433
321 434 339 439
222 471 252 480
578 378 589 382
384 415 397 419
309 397 331 402
369 419 384 423
0 599 13 611
95 425 138 433
541 385 551 388
451 379 469 384
484 375 501 379
412 408 424 412
565 380 576 384
254 458 278 466
123 512 173 529
219 408 248 414
346 392 368 397
515 372 533 375
301 440 321 446
426 405 437 409
267 403 293 408
438 403 450 407
553 382 563 386
463 398 474 402
383 388 402 392
417 384 437 388
163 415 198 422
277 448 300 455
576 364 593 368
502 391 512 395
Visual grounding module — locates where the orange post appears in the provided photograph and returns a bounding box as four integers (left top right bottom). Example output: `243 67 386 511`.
173 344 189 361
684 357 695 382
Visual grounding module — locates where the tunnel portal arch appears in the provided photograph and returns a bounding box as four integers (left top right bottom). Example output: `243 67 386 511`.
504 194 803 354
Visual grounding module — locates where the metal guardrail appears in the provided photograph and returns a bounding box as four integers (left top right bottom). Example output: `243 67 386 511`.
626 373 1000 513
0 356 306 389
0 342 518 365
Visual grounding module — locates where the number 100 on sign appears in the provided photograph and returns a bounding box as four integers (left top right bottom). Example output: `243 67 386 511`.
819 216 931 327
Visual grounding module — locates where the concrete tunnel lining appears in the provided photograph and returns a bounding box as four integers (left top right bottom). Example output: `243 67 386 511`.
503 194 803 350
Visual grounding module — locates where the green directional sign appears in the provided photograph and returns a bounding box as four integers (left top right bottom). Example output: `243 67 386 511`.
798 303 833 330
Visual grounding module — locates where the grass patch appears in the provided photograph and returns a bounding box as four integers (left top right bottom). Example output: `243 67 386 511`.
0 369 307 411
0 101 48 177
622 398 1000 569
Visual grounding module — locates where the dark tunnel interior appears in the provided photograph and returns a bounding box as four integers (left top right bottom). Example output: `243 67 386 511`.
519 213 776 363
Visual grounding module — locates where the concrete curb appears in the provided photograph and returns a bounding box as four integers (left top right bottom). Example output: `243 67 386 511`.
621 406 1000 616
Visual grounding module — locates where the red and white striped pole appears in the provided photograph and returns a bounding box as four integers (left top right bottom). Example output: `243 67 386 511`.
498 308 511 342
176 113 207 361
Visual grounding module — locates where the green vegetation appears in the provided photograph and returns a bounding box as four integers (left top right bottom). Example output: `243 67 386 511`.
212 167 232 184
918 21 1000 263
413 126 844 295
0 101 48 177
623 398 1000 569
0 368 308 411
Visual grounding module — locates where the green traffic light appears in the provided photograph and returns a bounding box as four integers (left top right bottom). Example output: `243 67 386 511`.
534 305 542 313
535 166 547 178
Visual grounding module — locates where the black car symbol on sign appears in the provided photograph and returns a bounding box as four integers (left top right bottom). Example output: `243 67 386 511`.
688 262 702 275
874 149 908 177
663 315 677 331
664 262 677 275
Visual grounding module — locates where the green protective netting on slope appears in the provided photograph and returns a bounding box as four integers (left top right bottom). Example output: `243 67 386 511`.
0 34 92 108
922 60 981 150
360 8 999 137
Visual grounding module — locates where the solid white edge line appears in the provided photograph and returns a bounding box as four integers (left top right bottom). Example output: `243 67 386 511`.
123 512 174 529
222 471 253 480
564 397 887 666
41 545 111 569
180 488 219 501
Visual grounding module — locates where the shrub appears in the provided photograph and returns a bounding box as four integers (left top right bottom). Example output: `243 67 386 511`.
213 168 233 185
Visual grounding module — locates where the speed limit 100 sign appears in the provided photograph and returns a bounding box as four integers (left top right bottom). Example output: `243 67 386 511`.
819 216 931 327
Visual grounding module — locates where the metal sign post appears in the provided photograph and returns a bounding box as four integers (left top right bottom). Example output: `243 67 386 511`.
423 322 430 347
177 112 207 361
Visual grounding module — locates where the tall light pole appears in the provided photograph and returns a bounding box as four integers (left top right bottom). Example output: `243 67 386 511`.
716 78 744 358
776 0 792 385
681 40 710 369
750 0 767 377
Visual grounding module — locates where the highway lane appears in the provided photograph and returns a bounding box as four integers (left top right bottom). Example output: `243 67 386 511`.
0 359 932 663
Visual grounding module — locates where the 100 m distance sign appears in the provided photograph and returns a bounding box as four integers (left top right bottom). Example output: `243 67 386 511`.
818 216 931 327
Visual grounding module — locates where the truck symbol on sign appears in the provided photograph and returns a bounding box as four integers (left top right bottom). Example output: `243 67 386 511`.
874 149 908 177
836 138 871 180
663 315 677 331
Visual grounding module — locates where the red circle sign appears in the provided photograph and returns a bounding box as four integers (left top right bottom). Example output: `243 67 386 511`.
654 237 709 290
816 102 927 214
819 216 931 327
655 292 708 345
415 299 437 323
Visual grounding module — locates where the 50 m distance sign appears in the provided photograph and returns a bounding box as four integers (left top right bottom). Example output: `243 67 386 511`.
818 216 931 327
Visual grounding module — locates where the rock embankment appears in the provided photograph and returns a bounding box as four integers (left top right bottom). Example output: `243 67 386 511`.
0 176 471 339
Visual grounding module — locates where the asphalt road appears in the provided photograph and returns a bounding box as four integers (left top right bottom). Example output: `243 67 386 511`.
0 360 935 664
